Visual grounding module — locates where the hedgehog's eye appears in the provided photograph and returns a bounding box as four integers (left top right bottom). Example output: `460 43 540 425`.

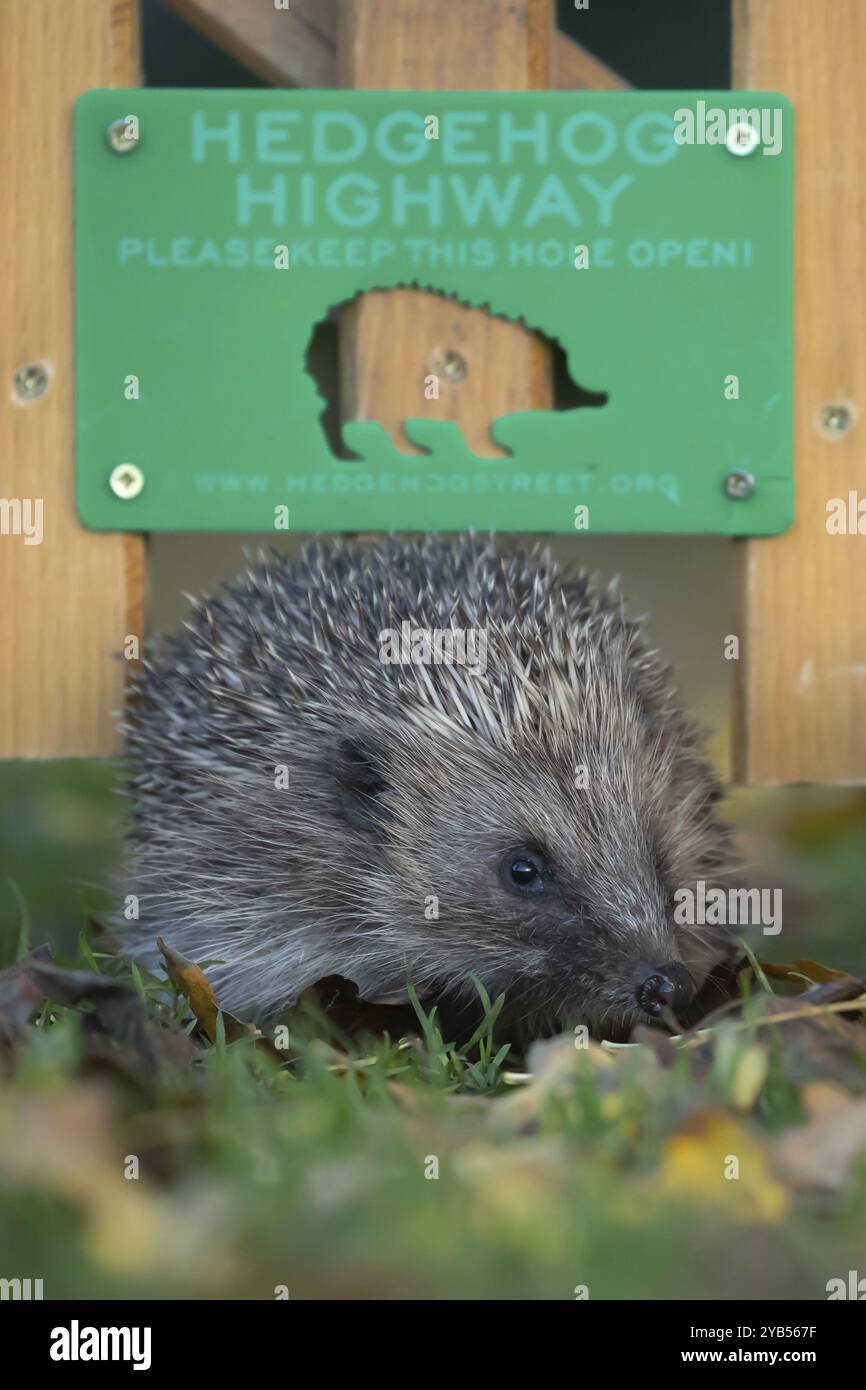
511 859 538 886
501 848 547 894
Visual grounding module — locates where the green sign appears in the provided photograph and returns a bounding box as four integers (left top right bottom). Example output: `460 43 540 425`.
75 90 792 534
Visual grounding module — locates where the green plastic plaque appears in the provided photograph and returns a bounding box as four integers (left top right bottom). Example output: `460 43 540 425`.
74 89 792 534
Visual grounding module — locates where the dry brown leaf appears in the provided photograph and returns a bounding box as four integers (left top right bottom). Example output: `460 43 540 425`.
2 948 196 1085
766 996 866 1093
775 1086 866 1193
760 958 858 989
157 936 259 1045
0 944 53 1067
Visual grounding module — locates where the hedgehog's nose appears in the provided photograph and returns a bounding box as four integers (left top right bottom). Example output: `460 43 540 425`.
635 963 692 1018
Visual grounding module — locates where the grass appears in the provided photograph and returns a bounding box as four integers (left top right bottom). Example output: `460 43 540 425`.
1 764 866 1300
1 926 865 1300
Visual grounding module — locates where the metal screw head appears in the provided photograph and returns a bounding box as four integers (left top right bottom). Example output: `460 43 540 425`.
725 469 755 500
13 362 49 401
109 463 144 499
441 349 468 384
819 403 854 439
726 122 760 157
107 117 140 154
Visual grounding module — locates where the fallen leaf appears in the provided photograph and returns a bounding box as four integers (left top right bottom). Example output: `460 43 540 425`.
728 1044 769 1111
775 1086 866 1193
157 936 259 1045
761 958 859 990
680 991 866 1093
657 1110 787 1224
0 944 53 1067
755 995 866 1092
799 974 866 1009
21 953 168 1084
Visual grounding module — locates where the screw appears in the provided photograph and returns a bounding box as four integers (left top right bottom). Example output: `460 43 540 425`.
109 463 144 499
819 403 854 439
441 349 468 384
13 362 49 401
725 469 755 500
107 116 140 154
725 122 759 157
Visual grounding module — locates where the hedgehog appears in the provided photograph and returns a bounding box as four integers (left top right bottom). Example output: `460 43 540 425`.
121 534 735 1044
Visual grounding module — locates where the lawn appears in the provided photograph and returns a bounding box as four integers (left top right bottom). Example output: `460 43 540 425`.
1 764 865 1301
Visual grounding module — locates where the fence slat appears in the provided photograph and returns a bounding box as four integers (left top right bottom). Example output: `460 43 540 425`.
0 0 143 757
732 0 866 783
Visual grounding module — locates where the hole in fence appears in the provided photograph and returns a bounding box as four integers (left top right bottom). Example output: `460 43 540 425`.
304 288 608 461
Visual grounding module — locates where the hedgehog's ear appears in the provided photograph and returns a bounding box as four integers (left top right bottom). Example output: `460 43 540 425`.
334 733 391 834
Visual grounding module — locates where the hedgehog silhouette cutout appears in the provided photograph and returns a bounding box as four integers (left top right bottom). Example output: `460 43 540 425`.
304 285 609 462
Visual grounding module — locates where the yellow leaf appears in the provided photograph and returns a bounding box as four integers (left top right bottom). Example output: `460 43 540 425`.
157 936 259 1045
158 936 220 1040
728 1045 768 1110
657 1110 787 1225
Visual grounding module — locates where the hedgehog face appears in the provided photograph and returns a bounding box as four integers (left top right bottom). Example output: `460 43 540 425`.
335 707 732 1042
